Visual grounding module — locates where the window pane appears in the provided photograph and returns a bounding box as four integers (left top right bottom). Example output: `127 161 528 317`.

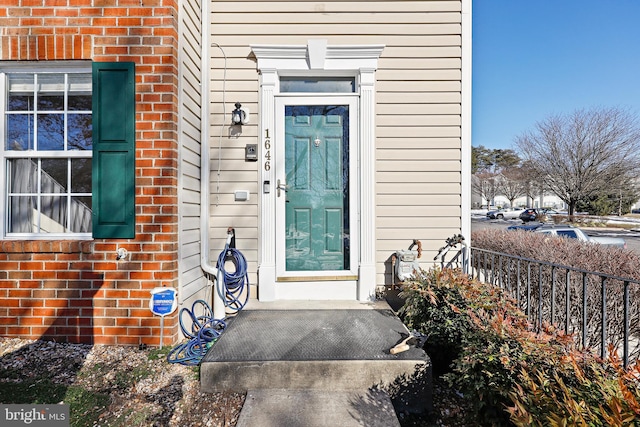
8 196 35 233
68 114 92 150
7 74 34 111
6 114 34 150
69 93 91 111
68 74 92 111
37 113 64 150
8 158 37 193
71 158 92 193
37 74 64 111
41 158 68 192
69 196 92 232
40 195 67 233
280 77 355 93
38 94 64 111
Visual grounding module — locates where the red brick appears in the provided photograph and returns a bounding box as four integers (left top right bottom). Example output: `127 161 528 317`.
117 299 142 308
93 317 115 327
7 327 32 336
32 308 56 317
116 335 141 345
32 290 55 300
94 336 117 345
20 317 43 326
103 326 129 336
12 290 36 299
56 289 80 299
45 299 68 308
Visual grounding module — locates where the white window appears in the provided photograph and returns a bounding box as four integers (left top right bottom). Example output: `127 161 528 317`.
1 67 92 238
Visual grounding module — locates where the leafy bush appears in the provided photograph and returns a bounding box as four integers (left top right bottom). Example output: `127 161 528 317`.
399 268 640 426
508 346 640 427
400 268 529 425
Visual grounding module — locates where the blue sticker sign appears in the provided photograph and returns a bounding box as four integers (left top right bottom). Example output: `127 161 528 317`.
149 288 177 317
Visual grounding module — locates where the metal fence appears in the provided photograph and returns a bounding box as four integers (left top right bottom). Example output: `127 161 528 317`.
468 247 640 368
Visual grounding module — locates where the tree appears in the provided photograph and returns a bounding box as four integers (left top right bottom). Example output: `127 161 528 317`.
518 160 545 208
515 107 640 215
472 145 520 173
472 145 493 173
576 173 640 216
499 167 528 207
472 172 499 207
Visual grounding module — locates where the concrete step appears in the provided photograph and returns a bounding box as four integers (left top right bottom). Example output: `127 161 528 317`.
200 306 432 415
236 389 401 427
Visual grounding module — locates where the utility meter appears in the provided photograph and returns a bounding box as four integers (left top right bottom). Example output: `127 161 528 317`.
394 240 422 282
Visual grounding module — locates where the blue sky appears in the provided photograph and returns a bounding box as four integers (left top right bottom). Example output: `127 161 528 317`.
472 1 640 150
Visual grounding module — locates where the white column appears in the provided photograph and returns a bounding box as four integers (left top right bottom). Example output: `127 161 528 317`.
358 69 377 301
258 69 277 301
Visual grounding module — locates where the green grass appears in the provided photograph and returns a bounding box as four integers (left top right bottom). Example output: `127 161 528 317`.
147 345 172 361
0 379 109 427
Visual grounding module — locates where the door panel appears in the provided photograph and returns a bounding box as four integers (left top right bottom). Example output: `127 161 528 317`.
284 105 349 272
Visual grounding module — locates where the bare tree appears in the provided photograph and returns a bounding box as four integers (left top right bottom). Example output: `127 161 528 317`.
499 167 528 207
472 172 499 207
518 161 545 207
515 107 640 215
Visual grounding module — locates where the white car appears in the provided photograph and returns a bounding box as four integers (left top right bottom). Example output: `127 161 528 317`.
486 207 525 220
534 225 626 248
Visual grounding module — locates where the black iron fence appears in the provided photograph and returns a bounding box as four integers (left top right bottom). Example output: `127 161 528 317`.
468 247 640 368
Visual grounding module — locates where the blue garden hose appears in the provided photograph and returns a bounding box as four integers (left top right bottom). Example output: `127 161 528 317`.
167 243 248 365
217 243 250 312
167 300 226 365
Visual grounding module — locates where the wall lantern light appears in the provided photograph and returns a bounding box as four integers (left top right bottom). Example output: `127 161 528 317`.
231 102 249 125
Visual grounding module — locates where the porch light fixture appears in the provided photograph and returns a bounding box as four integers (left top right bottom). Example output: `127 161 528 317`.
231 102 249 125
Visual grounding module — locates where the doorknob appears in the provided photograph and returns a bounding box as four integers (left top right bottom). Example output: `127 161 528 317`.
276 179 288 197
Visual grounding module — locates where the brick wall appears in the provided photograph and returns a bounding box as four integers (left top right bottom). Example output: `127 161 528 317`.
0 0 180 346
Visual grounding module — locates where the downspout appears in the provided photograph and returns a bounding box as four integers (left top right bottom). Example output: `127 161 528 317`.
199 0 226 320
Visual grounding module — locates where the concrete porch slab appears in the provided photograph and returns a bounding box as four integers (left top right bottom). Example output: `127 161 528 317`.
200 306 432 416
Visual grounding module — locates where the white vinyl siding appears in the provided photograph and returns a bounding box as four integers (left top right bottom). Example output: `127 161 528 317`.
210 0 466 289
178 0 208 303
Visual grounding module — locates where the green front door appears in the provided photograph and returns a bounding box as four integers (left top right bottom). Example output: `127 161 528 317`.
284 105 350 271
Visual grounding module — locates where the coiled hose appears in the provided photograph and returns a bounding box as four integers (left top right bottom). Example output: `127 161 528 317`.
167 242 249 365
167 299 226 365
217 244 250 312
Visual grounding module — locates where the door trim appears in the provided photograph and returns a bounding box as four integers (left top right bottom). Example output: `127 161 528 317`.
251 40 383 301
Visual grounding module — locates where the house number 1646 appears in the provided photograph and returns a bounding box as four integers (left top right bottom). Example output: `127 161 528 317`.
264 129 271 171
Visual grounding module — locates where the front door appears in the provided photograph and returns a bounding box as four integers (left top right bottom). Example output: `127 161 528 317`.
275 98 358 281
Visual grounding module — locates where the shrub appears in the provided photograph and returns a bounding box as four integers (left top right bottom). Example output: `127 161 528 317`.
471 228 640 278
508 347 640 427
400 268 530 425
399 268 640 426
472 228 640 361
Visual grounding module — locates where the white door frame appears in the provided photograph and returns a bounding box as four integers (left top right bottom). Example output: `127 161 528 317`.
251 40 384 301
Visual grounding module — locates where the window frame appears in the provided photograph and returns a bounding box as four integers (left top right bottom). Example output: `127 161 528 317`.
0 62 93 240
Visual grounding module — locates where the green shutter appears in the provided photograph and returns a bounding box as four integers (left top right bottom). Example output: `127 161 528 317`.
92 62 136 239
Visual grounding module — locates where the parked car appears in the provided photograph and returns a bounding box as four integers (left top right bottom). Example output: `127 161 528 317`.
519 208 538 222
519 208 564 223
506 222 544 232
534 225 626 248
507 224 626 248
486 207 525 220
